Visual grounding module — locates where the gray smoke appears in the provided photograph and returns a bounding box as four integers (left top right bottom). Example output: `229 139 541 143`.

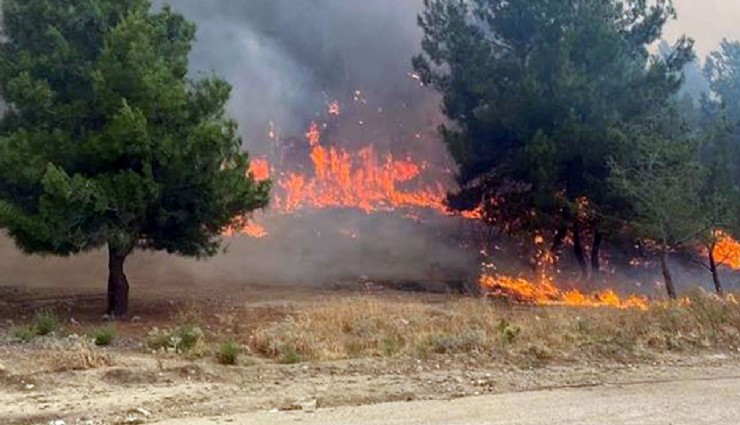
155 0 437 155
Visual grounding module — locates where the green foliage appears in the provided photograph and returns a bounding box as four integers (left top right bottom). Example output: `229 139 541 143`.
415 0 693 241
701 40 740 241
34 309 60 336
146 325 206 355
609 112 706 249
382 335 403 357
11 325 35 343
217 340 241 365
0 1 269 290
705 39 740 124
92 326 117 347
497 319 521 345
279 345 303 365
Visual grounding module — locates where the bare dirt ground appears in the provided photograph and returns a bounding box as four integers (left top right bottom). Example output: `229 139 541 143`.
155 372 740 425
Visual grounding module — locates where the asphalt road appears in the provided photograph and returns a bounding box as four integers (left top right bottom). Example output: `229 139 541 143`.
153 375 740 425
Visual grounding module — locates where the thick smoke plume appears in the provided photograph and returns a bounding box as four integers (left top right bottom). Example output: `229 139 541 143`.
157 0 440 155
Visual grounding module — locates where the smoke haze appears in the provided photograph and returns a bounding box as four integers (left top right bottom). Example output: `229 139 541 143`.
666 0 740 58
2 1 740 298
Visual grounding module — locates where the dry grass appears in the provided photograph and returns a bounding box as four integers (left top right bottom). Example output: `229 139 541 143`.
37 337 116 372
248 291 740 365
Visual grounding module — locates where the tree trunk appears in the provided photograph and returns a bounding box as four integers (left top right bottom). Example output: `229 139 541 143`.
107 245 131 319
590 230 602 278
660 251 677 300
550 226 568 257
572 223 588 280
709 248 724 296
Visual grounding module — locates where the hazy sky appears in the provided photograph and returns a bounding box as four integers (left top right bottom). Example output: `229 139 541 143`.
666 0 740 58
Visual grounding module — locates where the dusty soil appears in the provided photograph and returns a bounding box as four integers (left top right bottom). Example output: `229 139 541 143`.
3 337 740 425
155 372 740 425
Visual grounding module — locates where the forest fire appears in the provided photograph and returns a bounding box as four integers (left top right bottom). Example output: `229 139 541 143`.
479 273 650 310
248 158 271 182
229 116 658 311
247 121 448 215
713 232 740 270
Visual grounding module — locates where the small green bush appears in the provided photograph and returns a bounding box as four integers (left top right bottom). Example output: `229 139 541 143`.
217 340 240 365
147 325 206 355
176 325 203 352
497 319 521 345
12 325 35 343
92 326 117 346
34 309 60 336
382 335 403 357
280 344 302 364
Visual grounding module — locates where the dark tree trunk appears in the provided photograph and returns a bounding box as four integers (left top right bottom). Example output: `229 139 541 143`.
107 245 131 318
590 230 602 278
572 223 588 279
709 249 724 296
550 226 568 257
660 251 677 300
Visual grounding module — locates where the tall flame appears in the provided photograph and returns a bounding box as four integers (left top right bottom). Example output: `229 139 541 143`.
262 122 448 214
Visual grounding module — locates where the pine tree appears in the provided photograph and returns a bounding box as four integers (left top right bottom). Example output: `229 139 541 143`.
0 0 270 317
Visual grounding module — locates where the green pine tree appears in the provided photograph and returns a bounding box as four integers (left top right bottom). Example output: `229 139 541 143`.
414 0 693 277
0 0 270 317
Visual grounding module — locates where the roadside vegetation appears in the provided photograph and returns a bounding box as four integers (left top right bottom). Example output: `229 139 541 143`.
4 292 740 372
246 294 740 366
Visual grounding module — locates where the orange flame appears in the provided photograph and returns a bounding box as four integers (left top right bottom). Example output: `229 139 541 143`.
713 232 740 270
223 220 268 238
249 158 271 182
267 123 448 214
480 273 649 310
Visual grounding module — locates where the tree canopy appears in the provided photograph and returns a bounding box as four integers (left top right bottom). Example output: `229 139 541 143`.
414 0 694 281
0 0 270 317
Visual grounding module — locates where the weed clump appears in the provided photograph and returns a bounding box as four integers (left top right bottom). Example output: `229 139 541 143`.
34 309 60 336
497 319 521 344
217 340 240 365
147 325 206 355
11 325 35 343
92 326 117 347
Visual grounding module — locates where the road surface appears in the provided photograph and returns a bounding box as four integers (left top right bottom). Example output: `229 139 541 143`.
153 375 740 425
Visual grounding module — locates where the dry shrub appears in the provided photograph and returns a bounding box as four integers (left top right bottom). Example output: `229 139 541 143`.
249 298 507 362
40 337 115 372
246 293 740 365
